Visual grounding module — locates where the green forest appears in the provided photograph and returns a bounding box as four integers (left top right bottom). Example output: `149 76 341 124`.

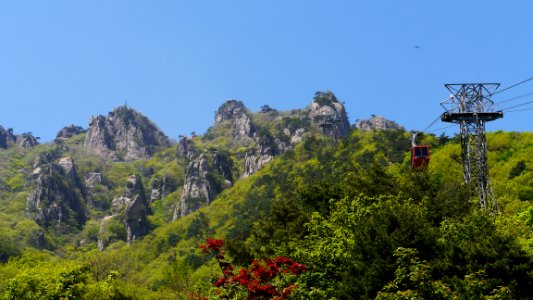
0 101 532 299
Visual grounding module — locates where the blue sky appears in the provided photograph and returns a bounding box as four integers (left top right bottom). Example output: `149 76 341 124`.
1 1 532 141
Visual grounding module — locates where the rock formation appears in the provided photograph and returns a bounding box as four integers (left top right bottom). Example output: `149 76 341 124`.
85 171 104 209
149 176 178 203
214 100 255 141
98 175 149 249
176 136 196 159
243 134 279 178
84 106 172 161
0 126 17 149
0 127 39 149
355 115 402 131
26 156 87 234
56 125 85 140
173 150 233 219
16 133 39 149
309 91 350 138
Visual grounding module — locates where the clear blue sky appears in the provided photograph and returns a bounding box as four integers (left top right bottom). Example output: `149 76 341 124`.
1 1 532 141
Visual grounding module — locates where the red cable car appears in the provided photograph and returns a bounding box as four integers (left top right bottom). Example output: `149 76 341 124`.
410 132 430 171
411 145 430 171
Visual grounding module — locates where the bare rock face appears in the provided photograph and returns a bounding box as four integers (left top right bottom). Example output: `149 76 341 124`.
84 106 172 161
243 134 279 178
0 126 17 149
173 151 233 219
112 175 149 244
149 176 176 203
26 156 87 234
98 175 149 249
16 133 39 149
176 136 196 159
56 125 85 140
355 115 402 131
215 100 255 140
85 171 104 209
309 91 350 139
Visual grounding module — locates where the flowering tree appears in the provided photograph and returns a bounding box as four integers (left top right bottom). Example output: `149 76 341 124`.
199 238 306 300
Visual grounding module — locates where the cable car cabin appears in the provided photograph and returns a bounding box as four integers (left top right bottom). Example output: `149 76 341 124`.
411 145 430 171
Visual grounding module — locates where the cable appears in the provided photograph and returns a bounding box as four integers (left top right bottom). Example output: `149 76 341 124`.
505 107 533 113
493 91 533 106
422 115 442 133
501 99 533 111
428 124 457 134
492 76 533 96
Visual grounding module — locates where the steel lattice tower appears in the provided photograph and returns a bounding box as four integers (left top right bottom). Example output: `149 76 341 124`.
440 83 503 212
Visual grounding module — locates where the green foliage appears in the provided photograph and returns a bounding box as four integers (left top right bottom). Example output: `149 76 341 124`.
1 114 533 299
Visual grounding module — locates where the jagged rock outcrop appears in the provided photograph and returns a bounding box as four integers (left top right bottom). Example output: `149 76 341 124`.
149 176 178 203
309 91 350 138
176 136 196 159
98 175 149 249
0 126 17 149
0 127 38 149
259 105 276 113
214 100 255 140
243 134 279 178
173 151 233 219
84 106 172 161
355 115 402 131
56 125 85 140
16 133 39 149
26 156 87 234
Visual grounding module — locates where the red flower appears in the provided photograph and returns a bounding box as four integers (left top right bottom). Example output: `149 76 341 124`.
214 277 227 287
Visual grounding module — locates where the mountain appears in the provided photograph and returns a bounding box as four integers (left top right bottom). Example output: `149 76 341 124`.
84 106 172 161
0 92 532 299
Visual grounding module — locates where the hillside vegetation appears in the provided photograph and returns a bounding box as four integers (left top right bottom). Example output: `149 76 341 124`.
0 98 532 299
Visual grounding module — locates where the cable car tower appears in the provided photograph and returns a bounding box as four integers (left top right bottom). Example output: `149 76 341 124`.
440 83 503 212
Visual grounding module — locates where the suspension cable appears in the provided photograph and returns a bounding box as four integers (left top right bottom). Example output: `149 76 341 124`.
493 91 533 106
501 99 533 111
422 115 442 133
505 107 533 113
492 76 533 96
427 123 457 134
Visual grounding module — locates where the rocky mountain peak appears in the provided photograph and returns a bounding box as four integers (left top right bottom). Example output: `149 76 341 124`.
0 126 39 149
56 125 85 140
215 100 247 122
355 115 402 131
309 91 350 138
214 100 255 140
0 126 17 148
84 106 172 161
16 133 39 149
176 136 196 159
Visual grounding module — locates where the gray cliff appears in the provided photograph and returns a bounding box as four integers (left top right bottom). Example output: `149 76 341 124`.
355 115 402 131
84 106 172 161
173 150 233 219
26 156 87 234
309 91 350 138
98 175 149 249
56 125 85 140
214 100 255 142
0 126 17 148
